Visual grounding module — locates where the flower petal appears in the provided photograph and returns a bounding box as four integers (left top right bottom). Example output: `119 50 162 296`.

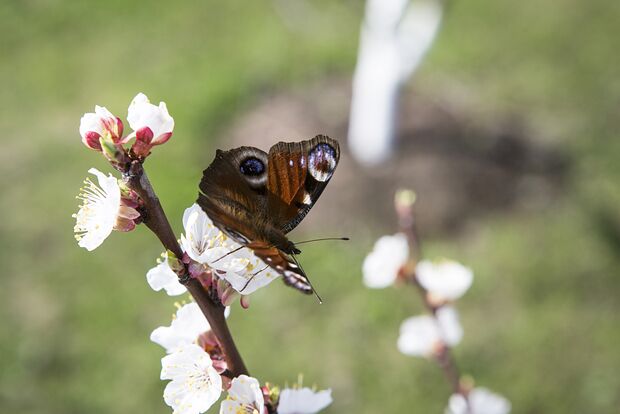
362 233 409 288
278 388 333 414
446 387 511 414
146 260 187 296
416 259 473 301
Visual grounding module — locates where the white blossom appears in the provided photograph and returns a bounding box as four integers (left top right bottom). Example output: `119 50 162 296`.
127 92 174 145
180 203 280 295
397 306 463 357
151 302 230 353
220 249 280 295
220 375 264 414
278 387 333 414
146 259 187 296
416 259 473 301
160 344 222 414
446 387 511 414
79 105 123 149
180 204 237 266
73 168 138 251
362 233 409 288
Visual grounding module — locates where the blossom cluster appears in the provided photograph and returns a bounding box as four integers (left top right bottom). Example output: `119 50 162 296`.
74 94 333 414
151 301 332 414
147 204 282 306
80 92 174 158
363 233 510 414
73 92 175 250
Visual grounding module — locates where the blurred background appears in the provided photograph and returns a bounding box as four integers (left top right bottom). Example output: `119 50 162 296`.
1 0 619 413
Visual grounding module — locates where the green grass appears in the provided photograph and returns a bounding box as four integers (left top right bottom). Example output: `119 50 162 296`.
1 0 619 413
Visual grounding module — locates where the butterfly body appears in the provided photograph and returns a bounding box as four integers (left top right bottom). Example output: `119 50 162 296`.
198 135 340 294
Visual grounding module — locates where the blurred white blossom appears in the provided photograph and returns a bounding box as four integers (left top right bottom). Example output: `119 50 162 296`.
397 306 463 357
278 387 333 414
220 375 264 414
416 259 474 301
151 302 229 353
363 233 409 288
73 168 139 251
146 259 187 296
446 387 511 414
160 343 222 414
348 0 443 165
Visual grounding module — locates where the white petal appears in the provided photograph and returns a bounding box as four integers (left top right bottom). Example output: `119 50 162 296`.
146 260 187 296
446 387 511 414
397 314 439 356
228 375 263 405
74 168 121 251
94 105 116 120
278 388 333 414
222 264 280 295
362 233 409 288
127 92 174 138
436 306 463 346
416 259 473 301
398 307 463 357
79 112 104 138
161 345 222 414
150 302 211 353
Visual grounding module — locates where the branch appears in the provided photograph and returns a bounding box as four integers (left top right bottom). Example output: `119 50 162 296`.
123 160 248 378
395 190 464 397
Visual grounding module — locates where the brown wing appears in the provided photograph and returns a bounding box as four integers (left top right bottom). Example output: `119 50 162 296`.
248 241 313 294
266 135 340 233
197 147 268 244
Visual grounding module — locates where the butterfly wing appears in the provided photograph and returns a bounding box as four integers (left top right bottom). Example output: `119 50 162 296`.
197 147 269 244
248 241 313 294
266 135 340 233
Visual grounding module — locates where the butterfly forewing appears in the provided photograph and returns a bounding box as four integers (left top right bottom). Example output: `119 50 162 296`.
266 135 340 233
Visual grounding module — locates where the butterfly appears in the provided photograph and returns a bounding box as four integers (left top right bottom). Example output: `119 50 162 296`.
197 135 340 295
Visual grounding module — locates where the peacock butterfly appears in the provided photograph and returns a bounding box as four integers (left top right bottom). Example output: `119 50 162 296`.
197 135 340 295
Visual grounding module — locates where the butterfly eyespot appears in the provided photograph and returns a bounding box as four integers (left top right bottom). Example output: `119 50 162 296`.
308 143 337 182
239 157 265 176
224 227 250 244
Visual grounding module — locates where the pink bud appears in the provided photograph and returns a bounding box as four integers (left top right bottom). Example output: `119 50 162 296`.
82 131 102 151
115 117 124 141
220 286 239 307
151 131 173 146
114 217 136 232
240 295 251 309
135 126 154 145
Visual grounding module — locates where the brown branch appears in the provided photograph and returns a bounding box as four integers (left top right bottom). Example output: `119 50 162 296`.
395 190 464 397
122 159 248 377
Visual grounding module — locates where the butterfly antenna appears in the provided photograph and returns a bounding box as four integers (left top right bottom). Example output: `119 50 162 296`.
240 265 268 293
294 237 350 246
212 245 245 264
291 254 323 304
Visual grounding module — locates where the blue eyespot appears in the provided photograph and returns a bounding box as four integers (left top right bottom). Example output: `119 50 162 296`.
308 143 337 182
240 157 265 176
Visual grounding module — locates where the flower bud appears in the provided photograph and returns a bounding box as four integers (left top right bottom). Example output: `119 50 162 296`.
166 250 185 275
79 105 124 150
126 93 174 157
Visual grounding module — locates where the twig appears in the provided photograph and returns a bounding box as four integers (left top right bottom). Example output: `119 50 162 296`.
395 190 465 397
122 160 249 378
